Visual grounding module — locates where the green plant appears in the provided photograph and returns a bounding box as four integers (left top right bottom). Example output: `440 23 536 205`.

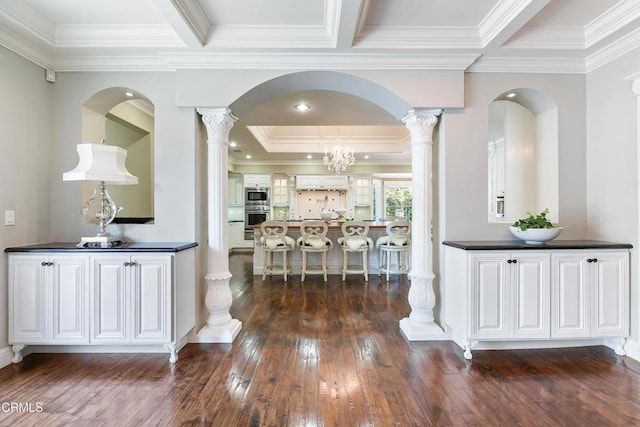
513 209 554 231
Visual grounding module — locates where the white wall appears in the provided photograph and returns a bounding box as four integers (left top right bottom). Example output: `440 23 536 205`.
0 46 53 353
586 47 640 351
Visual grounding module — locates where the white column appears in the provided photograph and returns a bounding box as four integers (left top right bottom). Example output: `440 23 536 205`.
195 107 242 343
399 109 447 340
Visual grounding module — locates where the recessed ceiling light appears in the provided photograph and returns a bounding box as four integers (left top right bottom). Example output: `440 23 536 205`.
125 91 134 97
245 154 252 159
506 92 516 98
229 141 237 148
364 155 370 159
295 103 310 112
306 154 312 159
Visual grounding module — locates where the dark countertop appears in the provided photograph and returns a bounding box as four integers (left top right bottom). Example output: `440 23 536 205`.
5 242 198 253
442 240 632 250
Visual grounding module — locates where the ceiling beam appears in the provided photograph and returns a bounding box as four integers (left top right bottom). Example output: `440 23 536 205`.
153 0 209 47
479 0 551 49
333 0 367 49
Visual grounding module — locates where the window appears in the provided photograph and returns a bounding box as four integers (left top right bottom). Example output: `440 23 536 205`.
384 181 412 221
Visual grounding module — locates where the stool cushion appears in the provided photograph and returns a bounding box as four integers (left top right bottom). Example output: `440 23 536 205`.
376 236 410 248
297 235 331 248
338 236 372 251
261 235 295 249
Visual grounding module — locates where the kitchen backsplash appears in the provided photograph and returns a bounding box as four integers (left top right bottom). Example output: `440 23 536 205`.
296 190 346 219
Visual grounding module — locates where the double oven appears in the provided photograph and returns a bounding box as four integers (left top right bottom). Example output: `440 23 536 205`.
244 187 270 240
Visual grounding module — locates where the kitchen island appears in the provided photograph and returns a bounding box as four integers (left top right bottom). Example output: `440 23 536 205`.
251 220 402 277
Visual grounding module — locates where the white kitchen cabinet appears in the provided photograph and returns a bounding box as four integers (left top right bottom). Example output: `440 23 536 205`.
7 243 196 364
295 175 348 190
9 254 89 353
355 177 372 206
228 174 244 206
244 174 271 188
228 221 245 249
470 251 549 341
552 251 628 338
272 176 289 206
444 242 630 360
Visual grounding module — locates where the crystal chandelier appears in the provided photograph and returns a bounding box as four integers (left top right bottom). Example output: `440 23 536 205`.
323 139 355 174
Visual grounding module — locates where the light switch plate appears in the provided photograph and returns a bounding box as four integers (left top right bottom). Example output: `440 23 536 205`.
5 210 15 226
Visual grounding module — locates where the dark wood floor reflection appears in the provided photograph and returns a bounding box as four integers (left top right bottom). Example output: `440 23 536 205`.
2 253 640 426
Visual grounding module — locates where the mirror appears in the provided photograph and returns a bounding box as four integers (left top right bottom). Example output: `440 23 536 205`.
488 89 558 223
82 88 155 224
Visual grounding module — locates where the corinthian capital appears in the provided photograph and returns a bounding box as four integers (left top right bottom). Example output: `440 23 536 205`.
197 107 238 142
402 109 443 144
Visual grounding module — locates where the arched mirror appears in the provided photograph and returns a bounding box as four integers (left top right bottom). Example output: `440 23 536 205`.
488 89 558 224
82 88 155 224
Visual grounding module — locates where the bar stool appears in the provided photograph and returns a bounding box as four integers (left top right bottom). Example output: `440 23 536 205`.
297 220 333 281
337 221 373 281
376 220 411 281
260 221 296 281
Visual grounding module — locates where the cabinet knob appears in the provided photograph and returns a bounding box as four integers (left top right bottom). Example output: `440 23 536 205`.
587 258 598 263
507 259 518 264
41 261 53 266
124 261 137 267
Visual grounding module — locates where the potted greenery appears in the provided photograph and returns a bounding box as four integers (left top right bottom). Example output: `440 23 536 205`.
509 209 563 244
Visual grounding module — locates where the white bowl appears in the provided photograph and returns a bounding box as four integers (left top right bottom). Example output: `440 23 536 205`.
509 226 563 245
320 211 333 221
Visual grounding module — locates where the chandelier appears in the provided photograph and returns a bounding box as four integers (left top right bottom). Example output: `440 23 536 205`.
323 139 355 174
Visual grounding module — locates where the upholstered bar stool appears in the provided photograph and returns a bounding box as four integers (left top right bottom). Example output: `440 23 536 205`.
260 221 296 281
297 220 333 281
376 220 411 281
337 221 373 281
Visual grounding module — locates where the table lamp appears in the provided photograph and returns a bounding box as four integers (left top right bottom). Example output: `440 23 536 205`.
63 139 138 247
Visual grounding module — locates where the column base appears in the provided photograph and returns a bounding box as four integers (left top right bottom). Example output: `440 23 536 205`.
399 317 448 341
195 319 242 343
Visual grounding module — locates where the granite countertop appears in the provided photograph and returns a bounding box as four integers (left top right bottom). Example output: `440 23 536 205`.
5 242 198 253
442 240 632 250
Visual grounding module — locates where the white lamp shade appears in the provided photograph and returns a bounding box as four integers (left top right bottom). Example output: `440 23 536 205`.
63 143 139 184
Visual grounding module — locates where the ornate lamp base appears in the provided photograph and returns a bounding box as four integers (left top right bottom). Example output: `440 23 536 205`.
77 234 123 248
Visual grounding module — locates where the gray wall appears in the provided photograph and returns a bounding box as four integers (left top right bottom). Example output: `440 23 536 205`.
0 46 53 351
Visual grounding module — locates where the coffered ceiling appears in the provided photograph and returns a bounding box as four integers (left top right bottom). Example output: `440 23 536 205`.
1 0 639 165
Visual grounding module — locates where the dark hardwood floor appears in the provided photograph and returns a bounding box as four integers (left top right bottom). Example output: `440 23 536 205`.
2 253 640 426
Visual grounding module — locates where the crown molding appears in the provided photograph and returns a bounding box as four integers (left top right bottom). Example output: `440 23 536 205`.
0 25 52 69
203 25 334 48
162 51 480 70
52 55 175 72
502 26 585 49
586 26 640 73
54 24 185 48
468 56 585 74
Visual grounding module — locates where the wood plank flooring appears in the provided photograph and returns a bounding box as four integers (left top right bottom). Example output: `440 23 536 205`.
1 253 640 426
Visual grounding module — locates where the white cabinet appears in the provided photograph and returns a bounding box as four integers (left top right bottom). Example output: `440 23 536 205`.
552 251 628 338
444 244 630 360
244 174 271 188
471 251 549 340
90 254 171 344
9 254 89 349
295 175 348 190
228 221 245 249
228 174 244 206
354 177 372 206
272 176 289 206
7 244 196 364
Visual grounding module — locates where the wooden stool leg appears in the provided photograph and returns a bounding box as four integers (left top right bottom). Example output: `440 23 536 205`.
283 250 288 281
386 249 391 281
322 251 327 281
342 249 347 281
301 251 307 281
363 249 368 281
262 248 267 280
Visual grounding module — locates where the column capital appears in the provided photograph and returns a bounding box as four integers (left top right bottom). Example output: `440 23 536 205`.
402 109 443 144
197 107 238 143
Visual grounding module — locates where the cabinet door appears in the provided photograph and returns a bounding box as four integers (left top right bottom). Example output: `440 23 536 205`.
131 255 171 342
91 256 130 342
591 251 629 337
51 255 89 343
9 255 49 343
471 253 509 339
355 177 371 205
551 253 589 337
511 252 549 338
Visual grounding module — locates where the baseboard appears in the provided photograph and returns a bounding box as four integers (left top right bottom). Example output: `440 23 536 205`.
620 338 640 362
0 346 14 368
